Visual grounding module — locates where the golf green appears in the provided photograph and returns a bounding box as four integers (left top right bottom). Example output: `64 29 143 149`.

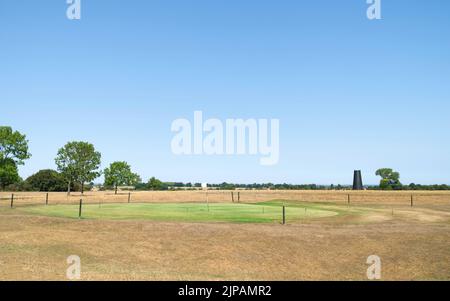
21 202 338 223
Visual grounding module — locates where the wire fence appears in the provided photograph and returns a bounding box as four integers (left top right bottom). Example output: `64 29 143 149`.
1 190 450 208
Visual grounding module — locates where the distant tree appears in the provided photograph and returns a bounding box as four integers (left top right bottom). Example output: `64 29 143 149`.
148 177 168 191
0 126 31 189
376 168 402 190
55 141 101 194
134 182 149 191
104 161 141 194
0 158 21 189
220 182 236 190
25 169 67 192
5 180 32 192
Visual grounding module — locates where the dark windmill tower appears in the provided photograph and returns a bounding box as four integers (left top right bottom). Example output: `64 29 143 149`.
353 170 363 190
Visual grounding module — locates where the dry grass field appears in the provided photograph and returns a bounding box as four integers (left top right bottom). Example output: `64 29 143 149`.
0 190 449 280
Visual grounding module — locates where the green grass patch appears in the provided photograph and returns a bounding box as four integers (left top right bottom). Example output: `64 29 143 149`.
20 202 338 224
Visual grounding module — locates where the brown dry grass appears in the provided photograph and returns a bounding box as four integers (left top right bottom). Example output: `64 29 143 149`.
0 190 449 280
2 190 449 206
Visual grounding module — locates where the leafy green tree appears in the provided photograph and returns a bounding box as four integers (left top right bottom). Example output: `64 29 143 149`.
0 126 31 189
134 182 149 190
148 177 168 191
375 168 402 190
25 169 67 192
55 141 102 194
0 158 21 189
104 161 141 194
0 126 31 165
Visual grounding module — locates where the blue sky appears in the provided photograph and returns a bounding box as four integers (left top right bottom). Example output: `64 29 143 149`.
1 0 449 185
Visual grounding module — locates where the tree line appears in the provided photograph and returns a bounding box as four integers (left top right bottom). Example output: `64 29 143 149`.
1 126 449 192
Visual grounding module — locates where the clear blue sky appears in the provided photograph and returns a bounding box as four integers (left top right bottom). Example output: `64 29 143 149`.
1 0 449 185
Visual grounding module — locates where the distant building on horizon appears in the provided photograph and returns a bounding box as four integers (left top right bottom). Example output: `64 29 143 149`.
353 170 364 190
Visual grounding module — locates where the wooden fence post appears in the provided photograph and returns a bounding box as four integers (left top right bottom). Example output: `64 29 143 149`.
410 195 413 207
231 192 234 203
10 193 14 208
128 192 131 203
79 199 83 219
282 206 286 225
238 192 240 203
46 193 49 205
348 194 350 205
